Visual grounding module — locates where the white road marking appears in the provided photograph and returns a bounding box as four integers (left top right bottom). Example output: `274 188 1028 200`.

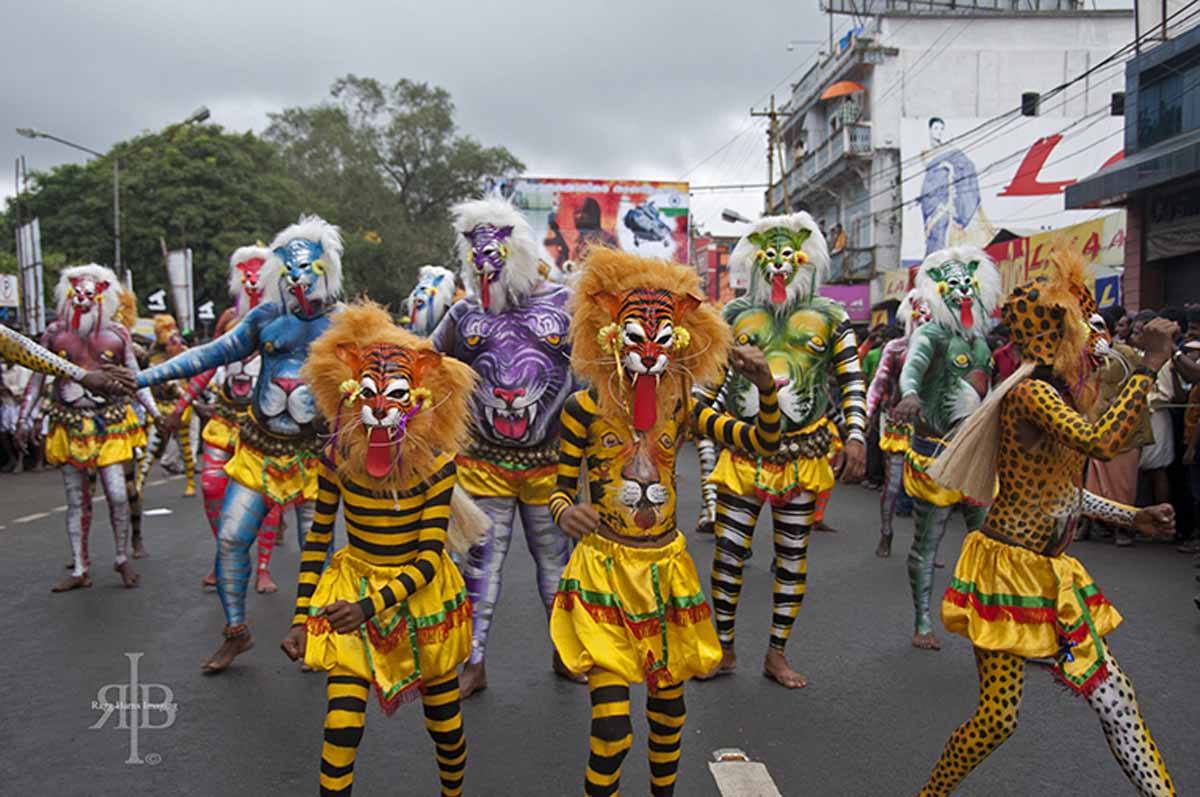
14 512 51 524
143 508 173 516
710 761 783 797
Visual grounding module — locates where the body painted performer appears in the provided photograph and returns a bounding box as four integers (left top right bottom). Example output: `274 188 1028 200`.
282 302 485 797
402 265 457 336
17 264 158 591
135 314 197 496
891 246 1001 651
430 197 575 697
550 249 781 797
135 216 342 673
694 212 866 688
174 246 285 592
865 291 931 557
918 250 1177 796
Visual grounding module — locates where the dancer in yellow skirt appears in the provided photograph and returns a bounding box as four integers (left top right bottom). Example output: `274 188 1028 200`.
282 302 482 797
918 249 1178 796
548 249 780 797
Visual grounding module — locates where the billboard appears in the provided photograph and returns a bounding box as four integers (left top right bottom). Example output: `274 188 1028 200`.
901 116 1124 263
983 213 1126 304
819 283 871 323
492 177 690 268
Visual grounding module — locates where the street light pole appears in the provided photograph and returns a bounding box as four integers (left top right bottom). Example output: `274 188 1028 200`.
16 106 210 287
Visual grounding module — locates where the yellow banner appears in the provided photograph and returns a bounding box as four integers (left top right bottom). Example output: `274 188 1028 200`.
880 268 910 302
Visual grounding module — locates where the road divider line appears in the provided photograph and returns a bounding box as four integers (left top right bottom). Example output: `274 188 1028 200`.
14 512 51 524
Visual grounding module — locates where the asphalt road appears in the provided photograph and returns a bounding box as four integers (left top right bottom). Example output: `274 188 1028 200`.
1 448 1198 796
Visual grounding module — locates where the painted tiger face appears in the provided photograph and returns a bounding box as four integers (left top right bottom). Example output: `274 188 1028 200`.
464 224 513 312
336 342 442 478
276 237 330 313
68 276 107 320
154 315 186 356
927 258 983 329
748 226 812 305
236 257 268 308
595 288 699 378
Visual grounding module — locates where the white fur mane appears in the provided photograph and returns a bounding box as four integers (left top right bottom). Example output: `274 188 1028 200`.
266 214 344 303
55 263 121 332
913 245 1001 333
451 197 540 310
728 211 830 309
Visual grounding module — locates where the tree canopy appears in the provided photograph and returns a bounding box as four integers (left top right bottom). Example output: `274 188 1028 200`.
3 74 524 323
264 75 523 308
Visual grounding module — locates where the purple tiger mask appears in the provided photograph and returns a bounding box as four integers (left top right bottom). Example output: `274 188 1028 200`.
464 224 513 313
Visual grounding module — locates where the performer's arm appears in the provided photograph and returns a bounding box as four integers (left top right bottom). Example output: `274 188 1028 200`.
832 319 868 444
866 342 899 422
173 369 218 416
549 391 592 526
1080 489 1137 528
692 384 781 456
692 378 729 525
354 460 456 620
293 459 341 625
898 325 936 399
116 327 160 419
17 370 46 431
0 325 87 381
136 304 268 388
1008 372 1155 461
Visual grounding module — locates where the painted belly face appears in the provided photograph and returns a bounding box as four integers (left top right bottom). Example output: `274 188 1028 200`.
590 420 678 534
456 297 571 447
728 306 831 427
255 314 327 436
223 353 261 404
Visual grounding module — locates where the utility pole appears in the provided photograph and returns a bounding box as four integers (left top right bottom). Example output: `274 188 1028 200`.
751 95 785 212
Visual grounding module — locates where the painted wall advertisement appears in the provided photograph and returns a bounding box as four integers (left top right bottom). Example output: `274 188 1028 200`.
488 177 690 268
900 116 1124 264
819 283 871 323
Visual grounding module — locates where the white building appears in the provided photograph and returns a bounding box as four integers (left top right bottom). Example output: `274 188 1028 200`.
768 2 1134 293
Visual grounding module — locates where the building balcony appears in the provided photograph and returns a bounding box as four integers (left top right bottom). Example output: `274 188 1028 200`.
769 123 873 208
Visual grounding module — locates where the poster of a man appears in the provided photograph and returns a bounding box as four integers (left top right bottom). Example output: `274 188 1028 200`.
918 117 994 255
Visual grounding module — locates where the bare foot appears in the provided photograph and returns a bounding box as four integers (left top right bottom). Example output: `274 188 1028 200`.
114 561 140 588
696 647 737 680
51 573 93 592
202 571 217 589
813 521 838 533
763 649 807 689
912 631 941 650
255 570 278 594
202 627 255 674
552 652 587 684
875 534 892 558
132 536 148 559
459 661 488 699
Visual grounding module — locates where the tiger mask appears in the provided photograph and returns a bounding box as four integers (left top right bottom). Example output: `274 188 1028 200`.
303 301 475 489
572 248 729 434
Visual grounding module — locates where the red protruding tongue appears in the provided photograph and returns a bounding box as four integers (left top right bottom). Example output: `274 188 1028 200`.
771 274 787 304
959 297 974 329
633 374 657 432
480 273 491 311
292 285 313 316
366 427 396 478
71 305 85 331
247 288 262 309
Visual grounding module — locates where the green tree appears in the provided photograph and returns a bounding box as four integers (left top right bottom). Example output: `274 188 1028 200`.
265 75 524 309
2 126 311 331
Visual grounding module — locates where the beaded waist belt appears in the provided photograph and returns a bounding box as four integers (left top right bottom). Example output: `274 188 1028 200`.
463 438 559 469
238 415 319 458
979 522 1072 558
47 399 133 428
748 424 834 465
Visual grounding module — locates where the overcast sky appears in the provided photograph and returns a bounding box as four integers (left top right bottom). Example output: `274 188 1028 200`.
1 0 837 239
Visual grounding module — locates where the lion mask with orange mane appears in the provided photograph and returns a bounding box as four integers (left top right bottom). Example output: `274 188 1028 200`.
571 248 730 434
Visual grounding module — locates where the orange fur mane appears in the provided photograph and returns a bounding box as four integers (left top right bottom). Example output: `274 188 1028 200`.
302 300 475 490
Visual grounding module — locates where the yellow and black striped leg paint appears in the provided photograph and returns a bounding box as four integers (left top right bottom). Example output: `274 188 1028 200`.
320 671 369 796
647 681 686 796
421 673 467 796
586 669 633 796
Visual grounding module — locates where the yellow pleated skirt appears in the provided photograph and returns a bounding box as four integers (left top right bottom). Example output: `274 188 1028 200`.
707 417 838 506
201 413 239 453
878 420 911 454
454 455 557 504
943 531 1122 695
304 548 472 713
45 404 147 469
550 531 721 688
224 436 319 507
903 437 966 507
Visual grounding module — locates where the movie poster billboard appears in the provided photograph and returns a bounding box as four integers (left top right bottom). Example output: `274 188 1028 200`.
900 116 1124 264
487 177 690 269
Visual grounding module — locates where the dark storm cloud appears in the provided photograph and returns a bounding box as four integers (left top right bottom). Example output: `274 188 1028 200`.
2 0 824 233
